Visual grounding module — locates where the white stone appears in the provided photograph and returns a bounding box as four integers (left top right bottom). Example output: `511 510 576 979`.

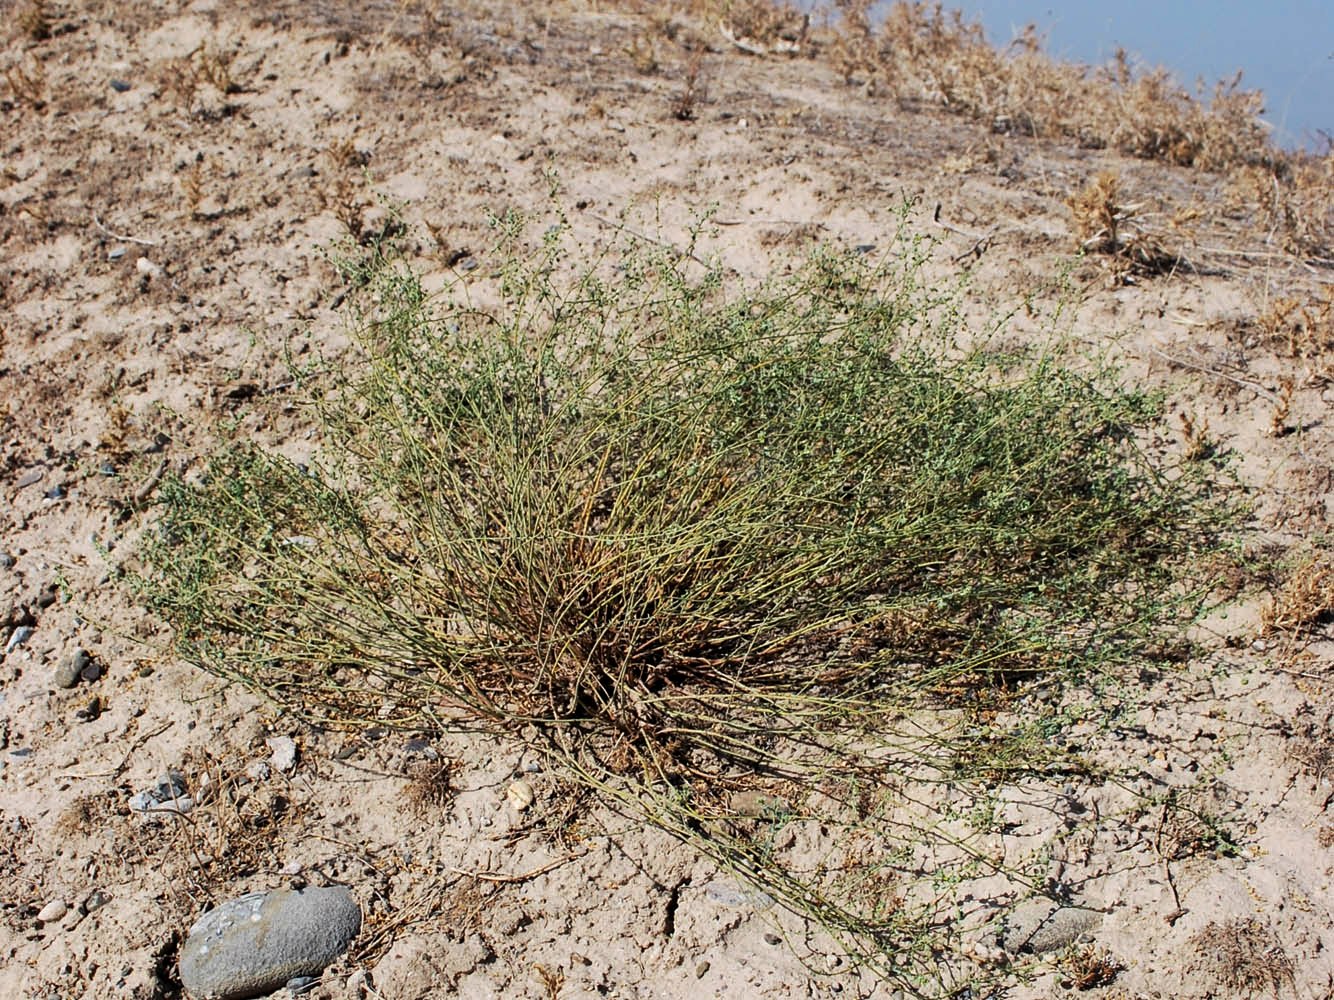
505 779 535 811
267 736 299 773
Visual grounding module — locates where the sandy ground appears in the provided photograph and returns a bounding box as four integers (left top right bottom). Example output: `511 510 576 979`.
2 2 1333 997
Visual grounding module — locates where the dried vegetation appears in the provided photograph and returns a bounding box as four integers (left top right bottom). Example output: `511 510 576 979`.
1191 918 1295 997
644 0 1334 262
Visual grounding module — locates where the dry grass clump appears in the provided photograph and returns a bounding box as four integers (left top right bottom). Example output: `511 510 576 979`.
690 0 809 54
1232 150 1334 259
1261 550 1334 636
132 216 1231 989
1255 291 1333 365
825 2 1269 172
1064 946 1122 991
1191 918 1295 997
1066 172 1180 280
17 1 52 42
402 759 456 814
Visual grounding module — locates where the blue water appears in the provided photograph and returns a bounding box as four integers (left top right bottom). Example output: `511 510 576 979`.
804 2 1332 151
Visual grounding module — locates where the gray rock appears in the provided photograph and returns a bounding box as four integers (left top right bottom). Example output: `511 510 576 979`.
704 881 774 909
54 650 88 689
130 771 192 814
1001 900 1102 954
81 890 110 914
179 887 361 1000
5 626 34 655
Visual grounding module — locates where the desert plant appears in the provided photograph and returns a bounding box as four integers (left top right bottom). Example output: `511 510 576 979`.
1192 918 1295 997
1066 172 1182 280
132 214 1232 990
1262 549 1334 636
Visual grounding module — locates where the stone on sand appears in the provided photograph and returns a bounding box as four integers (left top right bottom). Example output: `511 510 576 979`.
179 887 361 999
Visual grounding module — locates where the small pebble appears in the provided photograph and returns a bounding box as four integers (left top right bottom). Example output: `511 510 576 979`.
854 244 877 255
344 969 369 994
6 626 34 654
108 246 126 261
45 485 66 500
247 760 273 782
0 553 14 569
74 696 102 722
15 468 44 489
130 770 191 813
37 900 68 924
135 257 164 278
109 79 131 92
695 960 710 979
54 649 89 689
80 659 103 683
81 890 110 914
505 779 535 811
267 736 299 773
98 462 117 477
763 932 782 946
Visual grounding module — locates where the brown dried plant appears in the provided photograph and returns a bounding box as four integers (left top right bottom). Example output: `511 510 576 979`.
156 54 197 111
1268 376 1294 437
533 963 565 1000
5 57 47 111
1232 150 1334 260
1065 946 1122 990
156 42 242 115
1257 292 1333 362
626 32 660 74
195 43 240 95
321 140 371 239
828 0 882 85
1067 172 1177 279
1262 551 1334 636
18 1 51 41
1178 410 1213 462
180 160 206 219
1192 918 1295 997
401 758 456 814
671 50 707 120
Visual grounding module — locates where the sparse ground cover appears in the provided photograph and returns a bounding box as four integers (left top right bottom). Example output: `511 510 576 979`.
2 2 1332 998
